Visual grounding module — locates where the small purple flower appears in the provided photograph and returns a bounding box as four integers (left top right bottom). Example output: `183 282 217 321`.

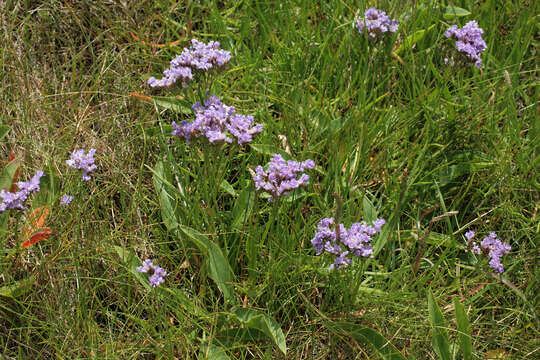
311 217 385 270
137 259 168 287
252 154 315 200
60 194 74 205
172 95 262 145
66 149 97 181
0 170 44 212
445 21 487 68
464 230 511 272
356 7 399 40
480 232 511 273
148 39 231 88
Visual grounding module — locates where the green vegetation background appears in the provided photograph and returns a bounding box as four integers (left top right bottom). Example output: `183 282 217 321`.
0 0 538 358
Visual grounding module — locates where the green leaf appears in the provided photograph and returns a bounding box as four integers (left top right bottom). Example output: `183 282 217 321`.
249 144 291 159
219 179 237 197
427 290 451 360
0 159 19 191
178 224 210 252
178 225 235 304
0 276 35 298
362 196 377 223
328 322 407 360
216 327 267 345
207 241 235 304
200 341 231 360
443 6 471 20
0 125 10 142
152 96 192 114
231 308 287 354
231 184 255 229
453 298 473 360
421 232 466 250
152 161 179 231
395 24 435 55
113 246 151 290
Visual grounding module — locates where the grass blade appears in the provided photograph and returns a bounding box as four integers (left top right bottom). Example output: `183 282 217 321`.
453 298 473 360
427 290 451 360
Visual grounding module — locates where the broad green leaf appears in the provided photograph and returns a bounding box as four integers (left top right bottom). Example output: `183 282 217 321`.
216 327 267 345
249 144 291 159
443 6 471 20
200 342 230 360
232 308 287 354
207 241 235 304
0 159 19 191
152 96 192 114
152 161 179 231
0 276 34 298
178 225 235 304
231 185 255 229
356 286 387 296
0 125 10 142
178 224 210 252
427 290 451 360
395 25 434 55
362 196 377 223
219 179 237 197
454 298 473 360
328 322 407 360
418 232 466 250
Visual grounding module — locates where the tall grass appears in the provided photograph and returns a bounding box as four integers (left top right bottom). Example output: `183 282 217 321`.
0 0 538 358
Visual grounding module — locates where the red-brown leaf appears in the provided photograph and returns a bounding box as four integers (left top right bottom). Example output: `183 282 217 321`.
21 228 53 249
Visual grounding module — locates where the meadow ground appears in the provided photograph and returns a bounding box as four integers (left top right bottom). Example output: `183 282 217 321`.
0 1 538 359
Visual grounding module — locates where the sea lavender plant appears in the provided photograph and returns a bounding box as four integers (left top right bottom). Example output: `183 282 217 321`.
0 170 44 212
465 231 511 273
66 149 97 181
311 217 385 270
148 39 231 88
356 7 399 40
444 21 487 68
60 194 74 205
252 154 315 200
137 259 168 287
172 95 262 145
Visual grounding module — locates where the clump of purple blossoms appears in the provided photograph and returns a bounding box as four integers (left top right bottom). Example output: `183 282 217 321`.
148 39 231 88
60 194 74 205
465 231 511 273
312 217 385 270
356 7 399 39
172 95 262 145
66 149 97 181
0 170 44 212
137 259 168 287
444 21 487 68
252 154 315 200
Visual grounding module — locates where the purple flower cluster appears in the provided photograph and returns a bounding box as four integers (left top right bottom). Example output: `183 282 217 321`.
66 149 97 181
252 154 315 200
148 39 231 88
137 259 168 287
445 21 487 68
356 7 399 39
465 231 511 273
0 170 44 212
60 194 74 205
311 217 385 270
172 95 262 144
